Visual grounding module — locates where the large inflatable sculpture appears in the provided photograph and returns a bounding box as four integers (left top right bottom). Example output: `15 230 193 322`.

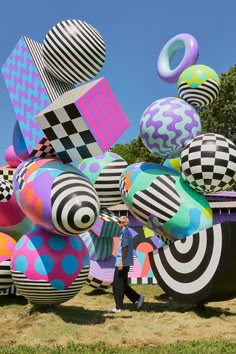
0 24 235 308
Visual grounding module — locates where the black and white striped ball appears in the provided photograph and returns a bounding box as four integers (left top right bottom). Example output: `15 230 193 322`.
78 152 128 207
181 133 236 193
149 222 236 304
42 19 106 84
177 64 220 108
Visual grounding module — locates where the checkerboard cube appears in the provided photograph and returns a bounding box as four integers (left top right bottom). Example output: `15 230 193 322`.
36 77 130 163
1 36 75 157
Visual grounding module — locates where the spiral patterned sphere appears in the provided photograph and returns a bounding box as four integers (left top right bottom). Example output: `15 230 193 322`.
140 97 202 159
180 133 236 193
13 158 100 236
177 65 220 108
42 19 106 84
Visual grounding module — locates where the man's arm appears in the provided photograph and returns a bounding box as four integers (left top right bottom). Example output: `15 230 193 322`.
118 245 128 270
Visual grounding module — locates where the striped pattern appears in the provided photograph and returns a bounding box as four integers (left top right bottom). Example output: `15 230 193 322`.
88 256 116 284
42 19 106 84
0 260 13 290
149 224 223 301
0 284 19 296
90 208 119 238
36 77 130 163
128 277 157 285
80 232 113 261
95 158 128 206
178 79 220 108
11 266 89 304
51 172 100 235
132 175 181 224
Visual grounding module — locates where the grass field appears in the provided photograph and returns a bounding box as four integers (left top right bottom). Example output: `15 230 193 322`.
0 284 235 353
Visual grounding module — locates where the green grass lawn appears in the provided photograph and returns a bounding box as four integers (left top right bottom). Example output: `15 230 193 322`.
1 339 236 354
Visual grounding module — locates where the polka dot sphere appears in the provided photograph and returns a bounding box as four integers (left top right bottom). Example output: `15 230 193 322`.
11 226 89 290
140 97 202 159
177 65 220 108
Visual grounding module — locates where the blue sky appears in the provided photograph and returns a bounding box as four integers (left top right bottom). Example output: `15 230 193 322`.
0 0 235 165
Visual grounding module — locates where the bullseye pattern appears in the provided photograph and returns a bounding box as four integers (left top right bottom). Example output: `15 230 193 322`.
51 172 100 235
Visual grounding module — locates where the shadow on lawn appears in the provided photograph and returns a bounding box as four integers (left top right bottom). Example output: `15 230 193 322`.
29 303 108 325
123 296 236 319
0 295 28 306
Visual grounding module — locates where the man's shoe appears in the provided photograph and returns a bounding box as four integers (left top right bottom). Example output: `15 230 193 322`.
110 307 122 313
137 295 144 309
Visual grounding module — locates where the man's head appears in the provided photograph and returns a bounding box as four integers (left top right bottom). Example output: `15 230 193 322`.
117 216 129 230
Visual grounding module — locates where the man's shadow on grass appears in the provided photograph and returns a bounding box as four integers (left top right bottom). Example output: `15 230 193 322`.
124 295 236 319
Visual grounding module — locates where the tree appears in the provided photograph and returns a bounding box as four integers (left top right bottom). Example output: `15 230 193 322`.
111 136 162 165
200 65 236 143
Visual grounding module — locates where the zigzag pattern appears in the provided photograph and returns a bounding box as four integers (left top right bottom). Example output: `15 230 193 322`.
1 37 50 154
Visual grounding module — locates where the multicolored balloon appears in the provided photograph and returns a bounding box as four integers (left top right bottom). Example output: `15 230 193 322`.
177 64 220 107
0 178 34 240
78 152 128 206
140 97 202 158
0 232 17 291
120 162 212 240
13 158 100 236
79 231 113 261
181 133 236 193
11 226 89 304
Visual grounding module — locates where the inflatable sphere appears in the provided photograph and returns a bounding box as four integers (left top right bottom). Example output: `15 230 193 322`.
13 121 30 162
78 152 128 206
42 19 106 84
163 158 181 173
140 97 202 159
11 227 89 304
80 231 113 261
0 178 34 240
181 133 236 193
120 162 212 240
177 64 220 108
5 145 21 168
0 233 17 291
13 158 100 236
89 208 119 238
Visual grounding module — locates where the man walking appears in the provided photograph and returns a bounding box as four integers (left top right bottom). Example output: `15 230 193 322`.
111 216 144 313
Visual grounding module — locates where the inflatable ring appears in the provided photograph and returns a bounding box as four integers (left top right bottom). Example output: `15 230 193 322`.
157 33 199 84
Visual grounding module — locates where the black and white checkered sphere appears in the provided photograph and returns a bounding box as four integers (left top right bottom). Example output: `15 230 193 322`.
0 178 13 202
42 19 106 84
180 133 236 193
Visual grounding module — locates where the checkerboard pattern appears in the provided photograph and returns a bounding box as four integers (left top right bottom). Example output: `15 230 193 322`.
87 276 112 289
31 137 56 158
0 167 15 184
0 179 13 201
181 133 236 193
36 77 130 163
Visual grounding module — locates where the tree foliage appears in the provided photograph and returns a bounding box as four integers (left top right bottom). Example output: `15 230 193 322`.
200 65 236 143
111 136 162 165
